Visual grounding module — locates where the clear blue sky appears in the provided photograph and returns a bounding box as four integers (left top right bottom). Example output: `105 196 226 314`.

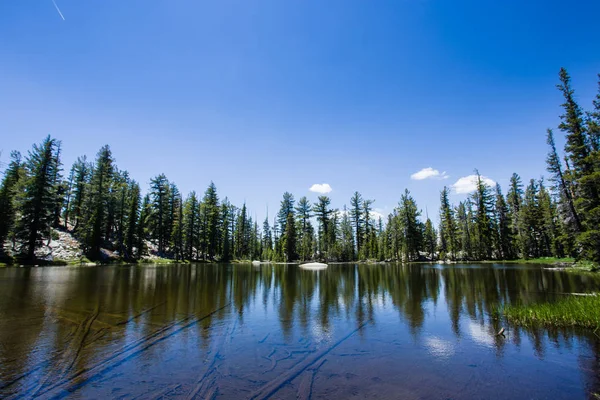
1 0 599 224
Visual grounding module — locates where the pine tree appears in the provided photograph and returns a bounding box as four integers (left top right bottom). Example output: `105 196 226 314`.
587 74 600 152
361 198 375 259
0 151 24 255
398 189 422 261
282 212 297 261
554 69 600 261
183 192 199 260
149 174 170 255
14 136 61 260
261 214 272 260
68 156 90 231
201 182 219 260
219 199 234 261
137 194 151 258
339 205 355 261
507 173 524 257
520 179 542 258
546 129 582 234
557 68 591 178
84 145 114 259
125 181 140 259
51 143 64 228
439 187 457 260
494 183 512 259
170 191 184 261
295 196 312 261
472 171 494 259
166 182 180 256
313 196 333 260
235 203 249 259
277 192 295 234
456 201 473 260
423 218 437 261
350 191 364 257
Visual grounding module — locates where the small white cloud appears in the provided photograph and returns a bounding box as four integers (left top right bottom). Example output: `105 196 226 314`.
335 208 386 223
371 210 386 222
452 175 495 194
411 167 449 181
309 183 332 194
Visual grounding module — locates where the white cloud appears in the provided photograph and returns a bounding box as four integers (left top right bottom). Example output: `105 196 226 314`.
452 175 495 194
411 167 449 181
336 208 387 222
309 183 332 194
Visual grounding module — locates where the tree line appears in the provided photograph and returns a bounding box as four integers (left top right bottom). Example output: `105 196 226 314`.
0 68 598 263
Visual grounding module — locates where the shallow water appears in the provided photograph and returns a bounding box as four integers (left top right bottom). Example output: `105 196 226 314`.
1 263 600 399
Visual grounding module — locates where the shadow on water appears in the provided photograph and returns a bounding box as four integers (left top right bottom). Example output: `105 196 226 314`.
1 263 600 398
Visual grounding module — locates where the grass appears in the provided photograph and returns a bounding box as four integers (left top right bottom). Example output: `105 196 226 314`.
502 295 600 329
139 257 180 264
499 257 576 265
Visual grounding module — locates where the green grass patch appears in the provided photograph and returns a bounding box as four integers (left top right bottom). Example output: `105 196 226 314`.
571 260 600 272
139 257 179 264
501 257 575 265
502 295 600 329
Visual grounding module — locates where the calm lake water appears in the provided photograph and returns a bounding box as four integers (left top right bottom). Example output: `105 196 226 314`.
1 263 600 399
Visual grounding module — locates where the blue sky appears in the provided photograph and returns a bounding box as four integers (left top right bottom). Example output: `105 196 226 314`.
1 0 599 224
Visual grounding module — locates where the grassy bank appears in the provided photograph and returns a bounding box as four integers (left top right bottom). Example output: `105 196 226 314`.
499 257 575 265
502 295 600 329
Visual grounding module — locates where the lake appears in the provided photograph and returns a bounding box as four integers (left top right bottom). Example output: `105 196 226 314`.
1 263 599 399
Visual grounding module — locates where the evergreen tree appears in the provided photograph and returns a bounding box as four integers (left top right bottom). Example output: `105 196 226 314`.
295 196 312 261
557 68 591 178
261 214 272 260
350 191 364 257
170 191 184 261
277 192 295 234
136 194 151 258
494 183 512 259
68 156 90 231
183 192 199 260
398 189 422 261
423 218 437 261
51 143 64 228
507 173 524 257
313 196 333 260
361 198 375 259
84 145 114 259
149 174 170 255
125 181 141 259
586 74 600 152
0 151 24 254
14 136 61 259
201 182 219 260
456 201 473 260
439 187 457 260
520 179 542 258
219 199 234 261
235 203 249 259
339 206 355 261
546 129 582 233
472 171 494 259
282 212 297 261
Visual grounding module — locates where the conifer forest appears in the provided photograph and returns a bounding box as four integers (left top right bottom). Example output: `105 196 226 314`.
1 68 599 264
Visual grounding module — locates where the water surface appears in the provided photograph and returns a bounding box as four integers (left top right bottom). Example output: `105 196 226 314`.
1 263 600 399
